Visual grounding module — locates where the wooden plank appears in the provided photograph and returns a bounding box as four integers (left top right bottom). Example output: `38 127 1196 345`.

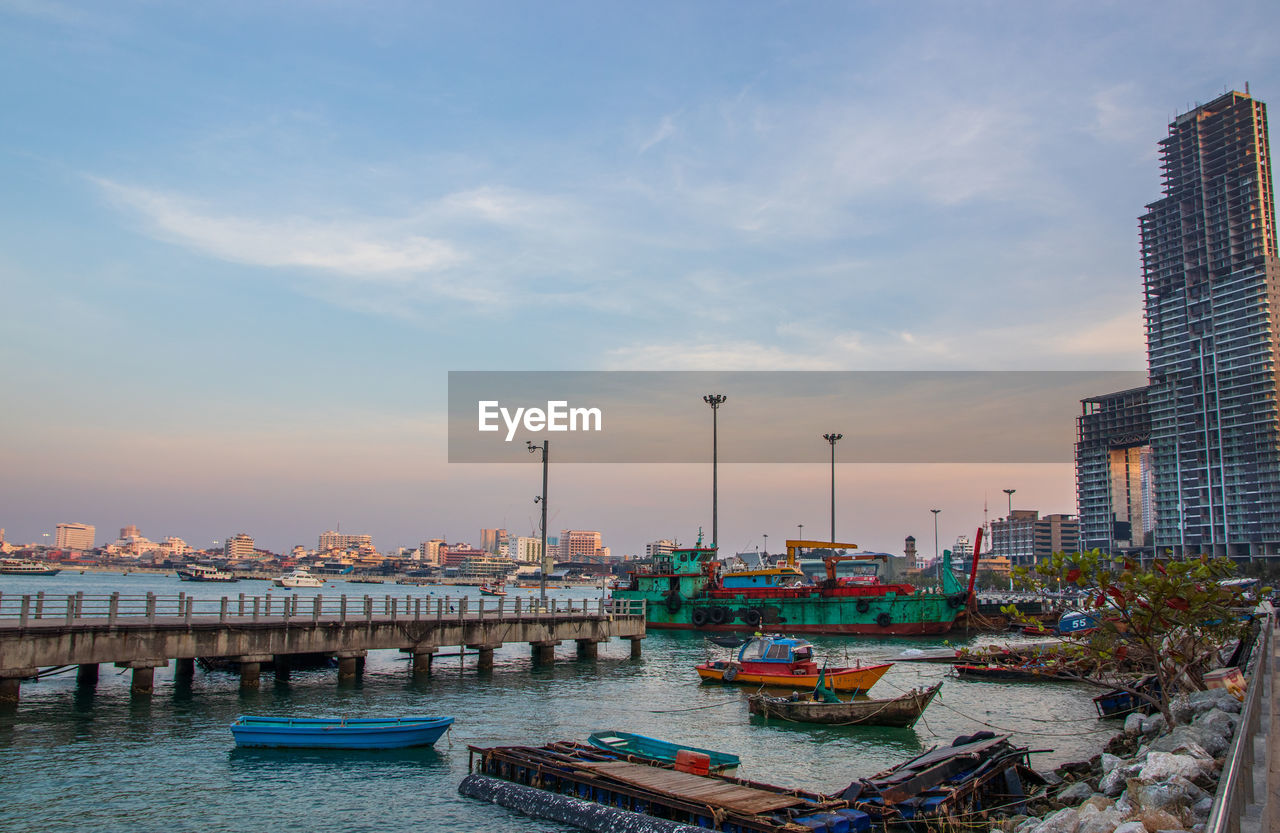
576 760 807 815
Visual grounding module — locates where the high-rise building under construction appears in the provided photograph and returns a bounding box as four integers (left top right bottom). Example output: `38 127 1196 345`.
1142 90 1280 557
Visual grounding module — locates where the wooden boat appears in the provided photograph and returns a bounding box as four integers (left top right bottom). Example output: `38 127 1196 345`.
479 583 507 597
587 730 739 773
1093 675 1160 718
229 715 453 749
952 663 1074 681
748 682 942 727
697 635 891 693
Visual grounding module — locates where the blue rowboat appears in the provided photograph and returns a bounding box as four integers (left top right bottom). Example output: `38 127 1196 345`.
586 730 739 773
230 715 453 749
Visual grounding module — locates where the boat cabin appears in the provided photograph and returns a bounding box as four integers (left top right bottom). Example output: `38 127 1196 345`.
736 636 818 671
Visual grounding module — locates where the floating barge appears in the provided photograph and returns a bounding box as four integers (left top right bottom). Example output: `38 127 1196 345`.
463 734 1043 832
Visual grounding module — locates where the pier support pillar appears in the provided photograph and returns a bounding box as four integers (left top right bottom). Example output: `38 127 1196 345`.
236 655 271 689
575 638 605 660
273 655 291 682
116 660 167 696
400 646 437 674
0 670 32 707
468 644 502 671
174 658 194 681
531 641 560 664
628 636 645 659
336 650 367 683
77 663 100 687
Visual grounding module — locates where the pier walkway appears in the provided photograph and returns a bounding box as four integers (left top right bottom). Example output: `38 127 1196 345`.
0 592 647 703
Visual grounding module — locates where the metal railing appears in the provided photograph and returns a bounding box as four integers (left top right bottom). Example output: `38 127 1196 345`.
0 592 647 627
1205 613 1272 833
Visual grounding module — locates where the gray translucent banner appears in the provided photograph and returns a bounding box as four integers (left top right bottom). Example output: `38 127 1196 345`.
447 371 1146 463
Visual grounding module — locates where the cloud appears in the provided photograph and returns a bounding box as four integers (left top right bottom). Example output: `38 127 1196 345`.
639 114 678 153
95 178 465 279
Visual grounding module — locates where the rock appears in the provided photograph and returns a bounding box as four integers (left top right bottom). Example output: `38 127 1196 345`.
1141 713 1167 736
1124 712 1145 734
1150 726 1227 758
1187 688 1241 715
1105 731 1142 757
1101 753 1124 775
1113 793 1134 817
1043 770 1066 787
1015 817 1043 833
1111 824 1145 833
1191 796 1213 820
1139 808 1184 831
1192 708 1237 740
1128 776 1204 814
1030 807 1080 833
1100 762 1142 796
1059 781 1096 803
1077 807 1125 833
1138 752 1210 781
1081 795 1113 813
1058 760 1094 778
1003 815 1030 832
1169 696 1195 725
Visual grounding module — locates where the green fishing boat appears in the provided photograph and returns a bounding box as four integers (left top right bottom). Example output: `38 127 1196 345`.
611 538 974 636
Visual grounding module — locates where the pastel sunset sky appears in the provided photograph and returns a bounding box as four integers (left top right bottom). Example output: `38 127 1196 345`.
3 1 1278 556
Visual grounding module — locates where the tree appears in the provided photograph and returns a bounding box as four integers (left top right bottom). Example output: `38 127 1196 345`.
1004 550 1259 726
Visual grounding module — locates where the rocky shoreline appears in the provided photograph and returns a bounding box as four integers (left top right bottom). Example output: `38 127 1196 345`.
998 689 1243 833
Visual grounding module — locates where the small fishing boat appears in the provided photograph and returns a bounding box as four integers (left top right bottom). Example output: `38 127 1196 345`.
748 682 942 727
696 635 891 693
1093 675 1161 718
230 715 453 749
587 731 739 773
176 563 237 582
479 583 507 597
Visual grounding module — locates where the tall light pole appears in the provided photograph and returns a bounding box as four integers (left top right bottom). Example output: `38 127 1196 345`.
762 533 768 558
930 509 941 580
703 394 726 551
822 433 843 543
528 440 550 605
1003 488 1016 518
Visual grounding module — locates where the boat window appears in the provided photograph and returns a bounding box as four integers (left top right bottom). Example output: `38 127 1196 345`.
765 645 790 660
792 647 812 661
742 640 770 659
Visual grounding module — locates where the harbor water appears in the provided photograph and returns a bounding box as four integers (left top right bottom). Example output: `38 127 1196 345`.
1 572 1112 832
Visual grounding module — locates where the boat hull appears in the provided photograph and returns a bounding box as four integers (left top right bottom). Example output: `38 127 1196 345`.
747 683 940 727
696 662 891 693
230 716 453 749
0 567 61 576
587 731 739 773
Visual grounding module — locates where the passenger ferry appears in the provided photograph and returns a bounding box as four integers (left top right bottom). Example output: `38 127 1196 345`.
0 559 62 576
176 563 238 582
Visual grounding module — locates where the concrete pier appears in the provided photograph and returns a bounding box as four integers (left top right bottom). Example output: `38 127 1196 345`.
174 658 194 681
273 654 290 682
77 663 99 687
0 671 28 705
237 655 270 689
336 650 366 683
468 644 501 671
118 660 167 696
410 648 436 674
531 640 560 664
628 636 645 659
575 638 606 660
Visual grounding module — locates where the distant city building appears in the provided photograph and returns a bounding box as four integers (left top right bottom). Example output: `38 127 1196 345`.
119 524 140 540
558 530 603 562
224 533 255 559
156 537 191 557
318 530 373 552
1076 387 1154 556
1141 91 1280 557
441 544 487 568
55 522 95 551
952 535 972 565
480 528 508 554
418 538 446 566
903 536 917 567
991 511 1079 566
514 536 542 564
646 539 677 558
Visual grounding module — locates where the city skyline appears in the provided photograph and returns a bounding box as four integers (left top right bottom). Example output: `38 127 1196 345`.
4 4 1279 558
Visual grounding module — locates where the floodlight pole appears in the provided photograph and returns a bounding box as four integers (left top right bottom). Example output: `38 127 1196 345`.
528 440 550 605
703 394 726 551
823 433 843 543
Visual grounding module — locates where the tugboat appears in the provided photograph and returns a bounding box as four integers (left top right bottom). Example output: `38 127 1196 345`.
611 537 975 636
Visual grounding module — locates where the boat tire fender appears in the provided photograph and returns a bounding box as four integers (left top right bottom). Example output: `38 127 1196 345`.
709 606 729 625
665 593 682 614
690 607 710 627
876 612 892 628
743 609 763 627
722 665 738 682
855 599 871 614
947 593 967 608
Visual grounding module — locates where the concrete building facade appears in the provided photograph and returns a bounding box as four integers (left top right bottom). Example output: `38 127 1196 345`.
55 522 95 551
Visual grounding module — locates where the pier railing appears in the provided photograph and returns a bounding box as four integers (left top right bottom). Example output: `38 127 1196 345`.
1205 612 1272 833
0 592 646 628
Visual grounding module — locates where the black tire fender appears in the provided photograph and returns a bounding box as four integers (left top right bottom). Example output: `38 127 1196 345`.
876 612 892 628
743 609 763 627
709 606 728 625
722 665 739 682
855 599 871 614
665 593 682 614
690 607 709 627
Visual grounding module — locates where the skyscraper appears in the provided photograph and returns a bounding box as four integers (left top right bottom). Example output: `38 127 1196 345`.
1142 90 1280 558
55 522 95 550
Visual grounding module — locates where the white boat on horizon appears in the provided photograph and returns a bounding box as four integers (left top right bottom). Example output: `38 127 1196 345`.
0 558 62 576
275 567 324 588
176 563 238 582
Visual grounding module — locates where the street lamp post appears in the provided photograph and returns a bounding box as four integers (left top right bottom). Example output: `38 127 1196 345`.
703 394 726 551
822 433 843 543
528 440 550 606
930 509 941 583
762 533 768 558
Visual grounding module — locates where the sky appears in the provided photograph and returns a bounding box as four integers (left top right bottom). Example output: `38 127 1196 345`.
2 1 1279 556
